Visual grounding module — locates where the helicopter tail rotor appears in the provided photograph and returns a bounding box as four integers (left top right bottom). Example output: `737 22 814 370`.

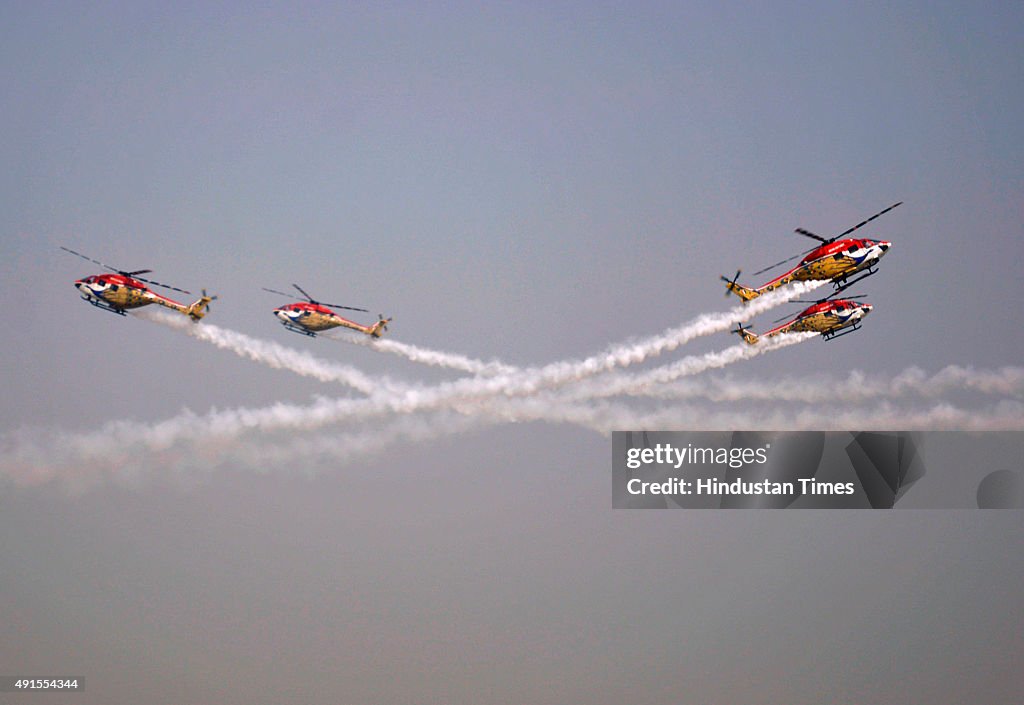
720 271 759 302
186 289 218 321
721 270 742 297
368 314 391 338
731 322 759 346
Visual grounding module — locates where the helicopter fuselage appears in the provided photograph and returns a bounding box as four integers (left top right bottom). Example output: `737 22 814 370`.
75 273 184 311
761 238 891 291
273 302 387 338
764 298 873 338
735 298 873 345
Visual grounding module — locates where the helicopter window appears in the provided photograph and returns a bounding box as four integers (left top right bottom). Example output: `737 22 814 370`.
846 245 856 253
833 253 843 260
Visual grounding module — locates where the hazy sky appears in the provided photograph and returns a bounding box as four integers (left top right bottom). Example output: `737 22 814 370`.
1 2 1022 703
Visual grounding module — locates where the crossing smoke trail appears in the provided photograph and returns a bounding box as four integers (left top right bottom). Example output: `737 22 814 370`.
396 279 826 400
97 289 828 471
327 281 824 380
210 331 816 436
0 331 820 485
582 399 1024 433
561 335 815 401
20 278 1019 486
139 280 822 404
235 397 1024 469
5 397 1023 486
628 364 1024 403
226 411 485 470
330 334 518 376
134 310 392 395
8 358 1024 485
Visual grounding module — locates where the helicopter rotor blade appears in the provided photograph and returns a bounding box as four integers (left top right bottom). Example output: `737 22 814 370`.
134 276 191 295
62 246 192 292
201 288 218 312
742 201 902 280
834 201 902 239
319 301 369 312
268 284 369 311
720 269 742 297
794 228 830 243
60 246 122 274
292 283 315 302
749 247 816 277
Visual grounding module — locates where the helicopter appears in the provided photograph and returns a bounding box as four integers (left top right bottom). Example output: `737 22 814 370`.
263 284 391 338
62 246 215 320
731 287 874 345
721 202 900 302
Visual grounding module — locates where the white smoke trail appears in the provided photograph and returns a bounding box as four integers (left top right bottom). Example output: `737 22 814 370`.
330 333 518 376
50 293 818 482
328 282 823 382
141 281 820 405
891 365 1024 397
134 283 826 435
26 278 1015 486
562 335 815 402
426 395 1024 436
151 397 1024 472
356 280 827 406
225 411 484 470
631 364 1024 403
134 310 390 395
0 333 790 487
0 324 825 487
0 408 485 488
8 362 1024 489
0 397 358 488
472 280 825 393
224 335 813 434
6 396 1023 487
578 399 1024 433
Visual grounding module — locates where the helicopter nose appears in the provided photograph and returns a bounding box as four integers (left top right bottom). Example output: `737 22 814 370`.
879 241 891 252
862 303 873 315
274 309 288 321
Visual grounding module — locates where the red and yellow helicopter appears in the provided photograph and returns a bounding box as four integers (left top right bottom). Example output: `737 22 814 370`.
721 202 900 302
263 284 391 338
62 246 215 320
732 288 873 344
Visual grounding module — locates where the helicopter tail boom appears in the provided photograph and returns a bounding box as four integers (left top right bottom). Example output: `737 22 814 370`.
722 278 761 302
185 294 215 321
367 316 391 338
731 323 759 346
155 292 215 320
